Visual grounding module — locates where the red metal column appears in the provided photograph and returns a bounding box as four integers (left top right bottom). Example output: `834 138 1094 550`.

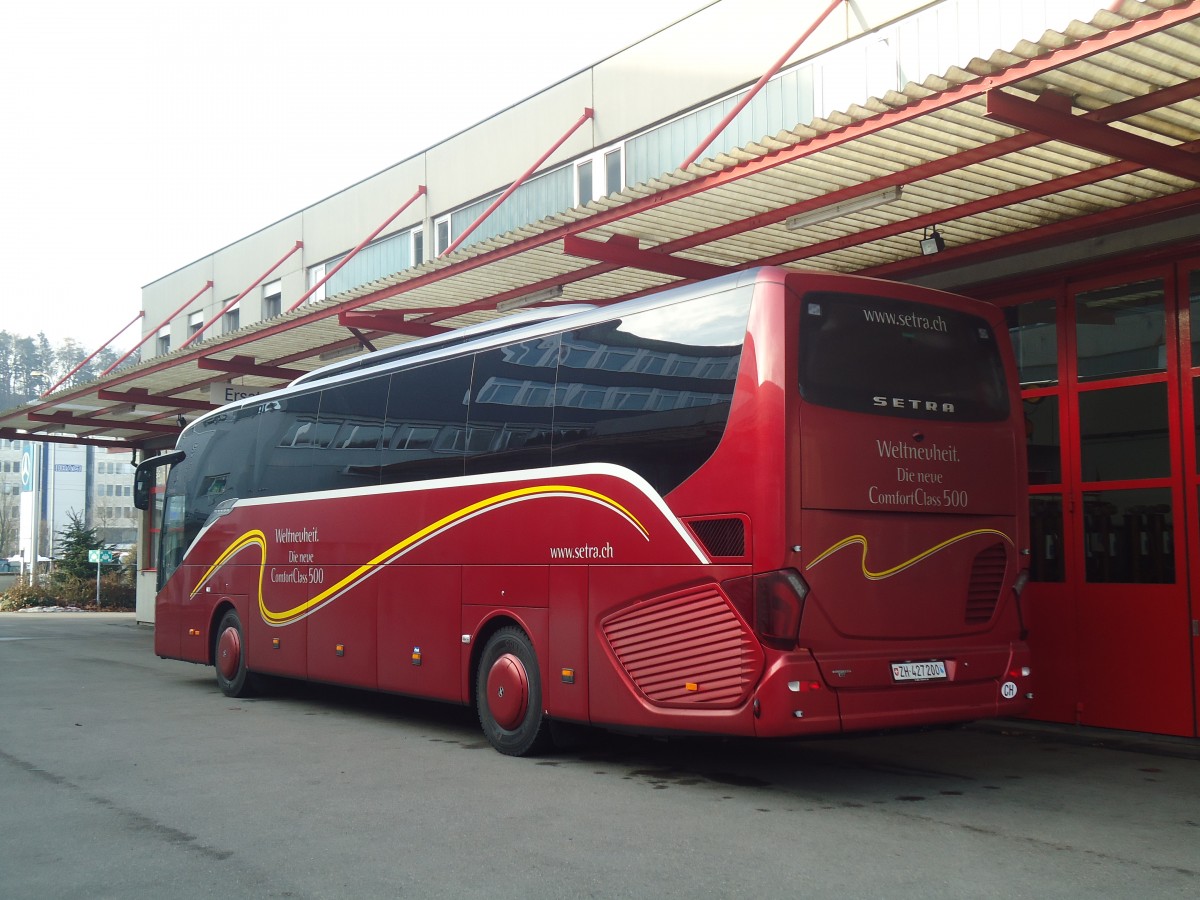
286 186 427 313
441 108 594 257
678 0 843 170
101 281 213 376
41 311 144 396
180 241 304 349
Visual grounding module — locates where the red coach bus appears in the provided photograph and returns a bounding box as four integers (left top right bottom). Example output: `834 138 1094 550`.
134 267 1032 755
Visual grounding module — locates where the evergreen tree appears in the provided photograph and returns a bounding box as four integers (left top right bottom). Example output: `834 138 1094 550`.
53 510 120 582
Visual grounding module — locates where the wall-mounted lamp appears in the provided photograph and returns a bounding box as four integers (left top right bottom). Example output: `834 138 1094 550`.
920 226 946 256
785 185 904 231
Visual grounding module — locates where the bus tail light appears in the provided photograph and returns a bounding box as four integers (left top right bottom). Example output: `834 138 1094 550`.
723 569 809 651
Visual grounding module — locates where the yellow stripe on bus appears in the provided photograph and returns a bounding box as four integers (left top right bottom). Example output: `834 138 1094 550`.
806 529 1013 581
189 484 649 625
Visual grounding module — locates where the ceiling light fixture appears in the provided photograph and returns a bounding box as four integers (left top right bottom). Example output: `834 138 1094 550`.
496 285 564 312
920 225 946 256
785 185 904 231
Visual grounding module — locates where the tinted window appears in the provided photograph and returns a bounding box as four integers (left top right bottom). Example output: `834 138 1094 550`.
466 336 559 475
311 375 391 491
379 355 473 484
255 391 322 498
162 405 260 580
551 287 752 494
799 291 1009 421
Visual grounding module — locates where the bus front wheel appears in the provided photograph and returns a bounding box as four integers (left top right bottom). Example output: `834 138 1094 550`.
213 608 255 698
476 626 551 756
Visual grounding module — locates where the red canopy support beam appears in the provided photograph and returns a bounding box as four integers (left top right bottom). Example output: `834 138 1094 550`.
563 234 728 280
985 88 1200 182
181 241 304 350
97 388 217 412
28 411 182 435
442 108 594 257
196 355 306 381
287 186 427 313
102 281 213 376
678 0 843 171
41 311 145 397
338 310 453 338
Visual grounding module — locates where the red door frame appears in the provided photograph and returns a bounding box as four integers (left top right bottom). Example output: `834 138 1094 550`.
995 256 1198 737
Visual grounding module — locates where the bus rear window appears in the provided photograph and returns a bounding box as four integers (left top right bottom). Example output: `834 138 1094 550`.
798 291 1009 421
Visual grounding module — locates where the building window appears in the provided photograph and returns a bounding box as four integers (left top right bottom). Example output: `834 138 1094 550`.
436 217 451 256
157 324 171 356
223 301 241 335
605 148 623 196
263 280 282 318
307 264 327 304
577 159 594 206
411 228 423 266
187 310 204 337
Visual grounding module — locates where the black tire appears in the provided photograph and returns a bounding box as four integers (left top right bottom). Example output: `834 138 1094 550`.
475 626 551 756
213 608 255 698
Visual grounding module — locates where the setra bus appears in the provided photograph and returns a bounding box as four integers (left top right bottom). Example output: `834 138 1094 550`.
134 266 1033 755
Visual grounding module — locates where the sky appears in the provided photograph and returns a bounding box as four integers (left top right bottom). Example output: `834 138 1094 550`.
0 0 706 350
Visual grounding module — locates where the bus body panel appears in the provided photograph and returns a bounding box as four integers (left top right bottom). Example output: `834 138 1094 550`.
148 267 1032 749
376 565 461 701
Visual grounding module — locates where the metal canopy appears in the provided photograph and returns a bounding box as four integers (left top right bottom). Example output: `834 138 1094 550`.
4 0 1198 450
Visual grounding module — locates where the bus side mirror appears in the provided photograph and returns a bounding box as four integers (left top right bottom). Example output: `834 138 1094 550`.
133 451 186 511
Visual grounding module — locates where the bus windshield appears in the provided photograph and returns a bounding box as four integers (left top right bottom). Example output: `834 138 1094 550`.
798 291 1010 421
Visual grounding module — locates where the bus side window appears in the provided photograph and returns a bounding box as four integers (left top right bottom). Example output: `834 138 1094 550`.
311 375 391 491
256 392 321 497
379 356 473 484
550 287 751 494
465 337 558 476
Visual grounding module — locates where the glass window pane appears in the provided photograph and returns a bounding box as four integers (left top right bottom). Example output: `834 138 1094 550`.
553 286 752 495
1024 396 1060 485
1005 299 1057 386
1075 279 1165 381
1190 270 1200 367
1078 382 1169 481
466 338 558 476
379 356 473 483
1029 495 1064 582
1082 488 1173 584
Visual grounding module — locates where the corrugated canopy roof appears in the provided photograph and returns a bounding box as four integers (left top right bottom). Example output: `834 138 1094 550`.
4 0 1198 450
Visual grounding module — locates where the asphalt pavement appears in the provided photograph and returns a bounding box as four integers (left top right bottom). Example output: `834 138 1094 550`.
1 612 1197 899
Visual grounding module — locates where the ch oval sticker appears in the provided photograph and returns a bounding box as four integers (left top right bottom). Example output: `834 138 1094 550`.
1000 681 1018 700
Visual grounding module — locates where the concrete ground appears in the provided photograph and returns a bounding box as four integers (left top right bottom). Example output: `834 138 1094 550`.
1 612 1197 899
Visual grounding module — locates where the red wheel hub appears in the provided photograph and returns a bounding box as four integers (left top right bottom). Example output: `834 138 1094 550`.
216 626 241 680
485 652 529 730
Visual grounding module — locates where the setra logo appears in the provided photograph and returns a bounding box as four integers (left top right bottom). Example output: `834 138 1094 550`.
873 396 956 414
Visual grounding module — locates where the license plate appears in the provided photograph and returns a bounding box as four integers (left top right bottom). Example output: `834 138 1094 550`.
891 660 948 682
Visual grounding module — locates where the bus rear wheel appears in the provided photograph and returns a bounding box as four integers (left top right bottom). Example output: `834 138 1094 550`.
214 608 255 698
476 626 551 756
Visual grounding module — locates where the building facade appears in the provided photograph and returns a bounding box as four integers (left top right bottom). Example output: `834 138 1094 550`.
3 0 1196 739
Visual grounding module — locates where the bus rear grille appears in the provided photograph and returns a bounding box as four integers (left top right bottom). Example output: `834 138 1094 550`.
602 586 762 708
966 544 1007 624
684 517 746 558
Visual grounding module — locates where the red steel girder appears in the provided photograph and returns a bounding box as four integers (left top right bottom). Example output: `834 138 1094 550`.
338 309 452 337
196 356 305 381
562 234 728 280
28 411 182 436
986 89 1200 182
97 389 217 412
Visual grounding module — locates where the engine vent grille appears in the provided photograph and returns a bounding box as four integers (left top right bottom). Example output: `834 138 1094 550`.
602 586 762 708
966 543 1007 624
685 517 746 558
